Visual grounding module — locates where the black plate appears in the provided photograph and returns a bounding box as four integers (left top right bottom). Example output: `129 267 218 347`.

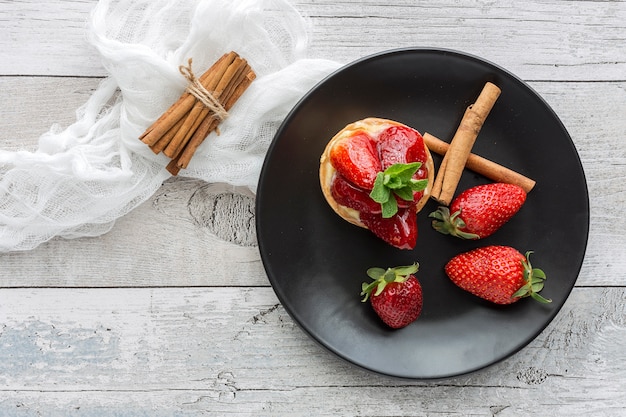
255 48 589 379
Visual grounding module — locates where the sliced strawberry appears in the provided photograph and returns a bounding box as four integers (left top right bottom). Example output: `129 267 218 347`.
331 173 381 214
327 122 429 250
378 125 428 204
360 206 417 250
329 132 381 190
378 126 428 169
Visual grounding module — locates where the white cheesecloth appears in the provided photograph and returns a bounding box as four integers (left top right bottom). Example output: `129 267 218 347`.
0 0 341 251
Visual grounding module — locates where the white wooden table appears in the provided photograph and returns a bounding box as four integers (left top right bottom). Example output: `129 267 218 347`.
1 1 625 415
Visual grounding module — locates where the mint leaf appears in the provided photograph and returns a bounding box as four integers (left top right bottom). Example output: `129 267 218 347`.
384 162 421 180
381 197 398 218
409 178 428 192
384 175 403 189
393 186 414 201
368 162 428 218
370 173 390 203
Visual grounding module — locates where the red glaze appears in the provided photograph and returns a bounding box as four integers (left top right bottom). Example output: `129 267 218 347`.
331 173 381 214
378 125 428 204
360 206 417 250
329 124 429 249
378 125 428 171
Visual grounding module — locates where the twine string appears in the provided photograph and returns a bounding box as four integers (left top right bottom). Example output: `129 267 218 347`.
179 58 229 121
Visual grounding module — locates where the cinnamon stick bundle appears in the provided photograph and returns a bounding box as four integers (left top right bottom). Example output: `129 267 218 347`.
423 133 536 193
430 82 501 205
139 51 256 176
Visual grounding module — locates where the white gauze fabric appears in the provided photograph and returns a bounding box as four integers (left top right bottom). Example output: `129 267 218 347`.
0 0 341 252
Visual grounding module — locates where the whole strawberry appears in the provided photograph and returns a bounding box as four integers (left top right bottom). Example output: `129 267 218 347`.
361 263 423 328
429 183 526 239
445 246 551 305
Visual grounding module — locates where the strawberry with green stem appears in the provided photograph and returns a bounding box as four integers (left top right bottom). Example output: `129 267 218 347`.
361 263 423 329
444 246 551 305
429 182 526 239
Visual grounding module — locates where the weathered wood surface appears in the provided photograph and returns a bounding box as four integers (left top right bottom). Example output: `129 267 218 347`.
1 0 625 415
0 287 624 416
3 0 626 81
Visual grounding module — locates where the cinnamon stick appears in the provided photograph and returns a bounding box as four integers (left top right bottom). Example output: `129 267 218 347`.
150 117 185 154
172 69 256 171
430 82 501 205
163 106 206 158
138 51 255 176
161 54 238 157
214 57 248 99
165 158 182 176
164 58 249 160
139 51 237 147
423 133 536 193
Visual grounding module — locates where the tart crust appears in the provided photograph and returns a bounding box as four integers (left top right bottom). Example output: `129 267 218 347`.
319 117 434 229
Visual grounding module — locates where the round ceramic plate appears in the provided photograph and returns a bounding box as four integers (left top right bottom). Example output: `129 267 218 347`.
255 48 589 379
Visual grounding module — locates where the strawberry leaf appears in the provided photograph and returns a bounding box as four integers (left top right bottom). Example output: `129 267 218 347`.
391 263 420 276
374 281 387 296
369 162 426 218
512 251 552 303
530 292 552 304
367 267 386 280
383 269 397 283
429 206 479 240
532 268 546 280
511 286 529 299
361 263 419 302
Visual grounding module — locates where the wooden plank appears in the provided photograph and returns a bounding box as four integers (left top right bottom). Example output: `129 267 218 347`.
0 78 624 287
0 387 624 417
1 0 625 80
294 0 626 81
0 77 102 151
0 287 624 415
0 178 267 287
0 0 103 76
529 81 626 288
